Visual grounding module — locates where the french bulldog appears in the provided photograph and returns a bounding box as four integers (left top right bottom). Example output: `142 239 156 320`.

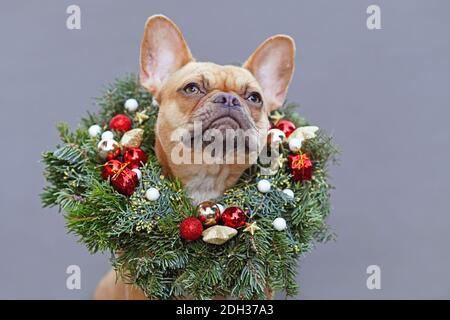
95 14 295 300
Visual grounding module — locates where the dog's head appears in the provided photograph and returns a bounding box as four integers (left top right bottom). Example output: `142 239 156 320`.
139 15 295 174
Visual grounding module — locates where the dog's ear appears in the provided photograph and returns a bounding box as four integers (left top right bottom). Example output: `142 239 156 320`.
140 15 193 96
243 35 295 113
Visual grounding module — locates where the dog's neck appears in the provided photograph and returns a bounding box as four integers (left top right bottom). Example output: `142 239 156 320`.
155 137 245 204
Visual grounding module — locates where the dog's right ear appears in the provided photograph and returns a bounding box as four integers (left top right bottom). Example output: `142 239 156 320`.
140 15 193 96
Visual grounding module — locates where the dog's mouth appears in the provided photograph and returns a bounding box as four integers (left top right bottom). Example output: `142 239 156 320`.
198 108 254 133
184 107 259 153
206 116 241 131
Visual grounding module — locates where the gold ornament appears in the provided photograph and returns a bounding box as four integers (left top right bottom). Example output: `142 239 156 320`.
287 126 319 143
196 200 221 227
97 138 121 160
202 225 237 245
120 128 144 149
269 110 285 125
243 222 261 236
134 111 149 125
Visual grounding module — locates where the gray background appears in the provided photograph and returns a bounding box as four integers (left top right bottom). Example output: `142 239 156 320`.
0 0 449 299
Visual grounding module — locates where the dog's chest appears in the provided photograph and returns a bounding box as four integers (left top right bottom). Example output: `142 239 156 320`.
183 165 230 204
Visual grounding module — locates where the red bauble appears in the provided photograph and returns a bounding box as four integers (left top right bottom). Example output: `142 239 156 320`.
179 217 203 241
109 114 132 132
102 159 123 180
288 153 313 182
105 146 121 161
275 119 296 138
110 167 138 196
123 147 148 169
221 207 247 228
102 158 138 196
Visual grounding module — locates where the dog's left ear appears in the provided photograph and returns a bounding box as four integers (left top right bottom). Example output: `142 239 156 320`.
140 15 193 96
243 35 295 112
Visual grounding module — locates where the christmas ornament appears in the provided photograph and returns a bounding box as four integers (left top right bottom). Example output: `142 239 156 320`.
216 203 225 214
120 128 144 149
131 168 142 180
102 159 124 180
123 147 148 169
124 98 139 112
243 222 261 236
288 126 319 142
267 128 286 146
288 153 313 182
202 225 237 245
101 130 114 140
97 138 121 161
109 114 132 132
180 217 203 241
88 124 101 137
288 138 303 153
275 119 296 138
134 111 149 125
145 187 160 201
196 201 221 227
268 110 285 125
273 217 287 231
282 188 295 199
221 207 247 228
110 167 138 196
257 179 271 193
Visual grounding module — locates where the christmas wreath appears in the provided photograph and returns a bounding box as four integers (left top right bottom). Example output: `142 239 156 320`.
41 75 338 299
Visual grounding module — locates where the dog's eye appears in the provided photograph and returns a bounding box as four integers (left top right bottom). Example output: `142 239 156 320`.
183 83 201 95
247 92 262 105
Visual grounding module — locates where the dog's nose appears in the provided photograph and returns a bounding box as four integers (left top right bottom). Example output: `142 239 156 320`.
213 93 241 108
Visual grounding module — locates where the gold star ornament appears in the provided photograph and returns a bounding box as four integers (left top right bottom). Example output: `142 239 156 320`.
243 222 261 236
268 111 285 125
134 111 149 125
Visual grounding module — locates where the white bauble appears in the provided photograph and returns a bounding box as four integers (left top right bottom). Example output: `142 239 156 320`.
257 179 271 193
101 131 114 140
288 138 303 153
145 188 160 201
216 203 225 214
272 217 287 231
88 124 101 137
267 128 286 145
124 98 139 112
282 188 294 199
132 168 142 180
